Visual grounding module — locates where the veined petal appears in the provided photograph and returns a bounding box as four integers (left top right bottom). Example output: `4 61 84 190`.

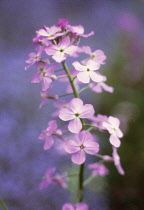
71 150 86 165
77 72 90 83
65 140 80 154
69 98 83 113
87 60 100 70
89 71 103 83
59 108 75 121
79 104 95 118
52 51 66 63
84 142 99 154
58 36 70 49
65 46 78 55
44 136 54 150
68 118 82 133
109 134 121 148
78 131 93 145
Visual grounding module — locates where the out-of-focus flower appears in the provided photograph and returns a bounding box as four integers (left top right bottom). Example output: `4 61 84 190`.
59 98 95 133
38 120 63 150
90 114 108 131
102 116 123 148
58 19 69 30
72 60 101 84
62 202 89 210
68 24 94 38
112 147 125 175
88 162 109 176
39 91 58 109
31 63 57 91
65 131 99 165
39 167 69 190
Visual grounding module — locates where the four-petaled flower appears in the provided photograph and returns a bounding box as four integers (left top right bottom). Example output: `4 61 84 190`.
102 116 123 147
72 60 101 83
59 98 95 133
65 131 99 165
45 36 78 63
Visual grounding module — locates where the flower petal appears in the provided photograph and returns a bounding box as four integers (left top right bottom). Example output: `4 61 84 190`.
71 150 86 165
44 136 54 150
77 72 90 83
42 77 52 91
72 61 85 71
108 116 120 128
109 134 121 148
65 140 80 154
59 108 75 121
31 72 42 83
69 98 83 113
78 131 93 145
68 118 82 133
84 142 99 154
79 104 95 118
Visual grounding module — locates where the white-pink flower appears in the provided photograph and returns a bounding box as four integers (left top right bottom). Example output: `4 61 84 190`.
112 147 125 175
65 131 99 165
102 116 123 148
88 162 109 176
72 60 101 83
45 36 78 63
59 98 95 133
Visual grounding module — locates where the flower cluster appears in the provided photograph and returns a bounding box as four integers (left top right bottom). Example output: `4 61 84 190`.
25 19 125 209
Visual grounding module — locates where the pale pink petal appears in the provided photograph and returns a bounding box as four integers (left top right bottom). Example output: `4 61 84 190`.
71 150 86 165
82 31 94 37
52 51 66 63
87 60 100 70
112 147 125 175
42 77 52 91
68 118 82 133
84 142 99 154
65 46 78 55
69 98 83 113
100 83 114 93
59 108 75 121
108 116 120 128
31 72 42 83
44 136 54 150
90 83 103 93
65 140 80 153
81 46 92 55
78 131 93 144
72 61 86 72
59 36 70 49
116 128 123 138
109 135 121 148
102 122 114 134
79 104 95 118
37 29 49 36
89 71 103 83
45 46 57 55
77 72 90 83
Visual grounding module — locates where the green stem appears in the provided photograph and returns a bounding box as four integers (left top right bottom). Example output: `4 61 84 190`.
83 175 94 186
0 200 8 210
62 61 79 98
59 93 73 98
79 86 90 94
62 60 85 203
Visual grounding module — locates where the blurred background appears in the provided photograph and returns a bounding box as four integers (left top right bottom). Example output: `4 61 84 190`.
0 0 144 209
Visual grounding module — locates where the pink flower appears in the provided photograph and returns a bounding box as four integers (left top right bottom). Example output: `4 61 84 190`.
57 19 69 30
80 46 106 65
91 114 108 131
37 25 65 40
88 163 109 176
39 167 69 190
65 131 99 165
31 63 57 91
112 147 125 175
62 202 89 210
25 46 43 70
102 116 123 148
45 37 78 63
89 76 114 93
52 100 67 117
59 98 95 133
72 60 101 83
38 120 63 150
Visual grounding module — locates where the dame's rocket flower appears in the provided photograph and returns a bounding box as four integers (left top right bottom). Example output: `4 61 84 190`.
31 63 57 91
65 131 99 165
112 147 125 175
38 120 63 150
68 25 94 38
45 36 78 63
39 167 69 190
59 98 95 133
72 60 101 84
102 116 123 148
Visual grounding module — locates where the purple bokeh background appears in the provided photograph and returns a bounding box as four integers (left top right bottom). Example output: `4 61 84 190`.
0 0 143 209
